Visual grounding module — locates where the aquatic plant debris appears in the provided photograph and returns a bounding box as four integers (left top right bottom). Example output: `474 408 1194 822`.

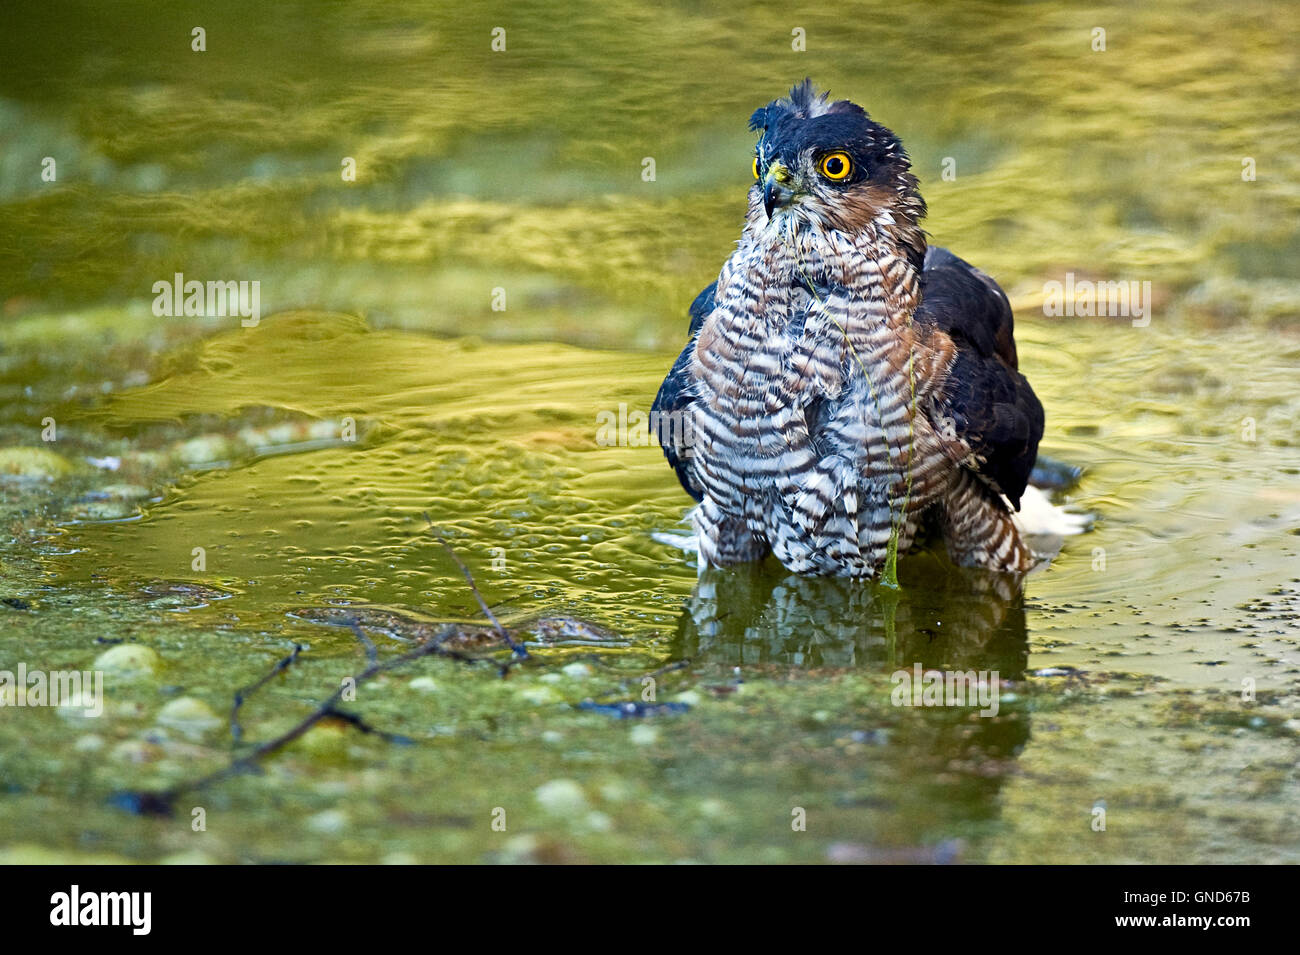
576 701 690 719
109 535 688 817
111 540 530 816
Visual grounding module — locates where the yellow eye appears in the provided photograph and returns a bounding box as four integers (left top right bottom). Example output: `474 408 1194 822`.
818 151 852 181
752 157 760 180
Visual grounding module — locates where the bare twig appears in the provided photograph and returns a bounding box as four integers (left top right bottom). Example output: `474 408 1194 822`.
231 643 305 742
423 514 528 659
118 623 503 815
322 707 415 744
644 659 692 683
115 533 540 816
349 620 378 666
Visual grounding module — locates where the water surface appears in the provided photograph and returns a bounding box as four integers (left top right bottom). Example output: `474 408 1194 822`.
0 0 1297 863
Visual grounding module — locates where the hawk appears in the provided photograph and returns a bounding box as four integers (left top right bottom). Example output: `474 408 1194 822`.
653 80 1045 578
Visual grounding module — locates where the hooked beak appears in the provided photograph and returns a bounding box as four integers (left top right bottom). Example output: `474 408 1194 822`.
762 161 795 219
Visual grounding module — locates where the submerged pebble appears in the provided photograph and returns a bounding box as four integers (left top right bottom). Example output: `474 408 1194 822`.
498 834 541 864
534 779 588 815
306 809 349 835
110 740 164 764
73 734 105 753
0 447 75 481
69 499 138 521
173 435 235 466
55 691 104 721
84 483 152 501
629 724 659 745
296 723 349 762
155 697 222 738
518 684 561 705
697 798 727 819
93 643 162 680
599 781 632 803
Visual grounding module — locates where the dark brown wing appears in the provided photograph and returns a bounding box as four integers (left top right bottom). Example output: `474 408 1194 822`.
917 247 1043 509
651 282 715 502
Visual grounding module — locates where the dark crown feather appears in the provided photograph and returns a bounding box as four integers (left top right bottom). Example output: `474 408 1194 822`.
749 78 867 132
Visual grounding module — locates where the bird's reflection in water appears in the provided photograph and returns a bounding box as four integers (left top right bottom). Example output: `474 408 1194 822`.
673 553 1029 679
672 555 1035 851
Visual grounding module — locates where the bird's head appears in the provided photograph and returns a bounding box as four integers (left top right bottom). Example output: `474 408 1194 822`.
748 80 926 247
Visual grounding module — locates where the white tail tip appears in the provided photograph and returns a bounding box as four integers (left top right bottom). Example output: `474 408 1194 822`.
1013 484 1092 538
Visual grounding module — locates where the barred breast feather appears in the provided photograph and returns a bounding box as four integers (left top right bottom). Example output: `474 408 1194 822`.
652 82 1044 578
653 228 1042 578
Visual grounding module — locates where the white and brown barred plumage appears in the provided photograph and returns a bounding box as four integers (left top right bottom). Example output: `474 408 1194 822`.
653 81 1044 578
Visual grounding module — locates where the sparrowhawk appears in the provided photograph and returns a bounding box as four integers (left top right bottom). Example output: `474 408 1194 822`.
653 80 1045 578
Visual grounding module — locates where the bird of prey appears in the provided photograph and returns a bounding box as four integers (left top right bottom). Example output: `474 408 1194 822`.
652 80 1045 578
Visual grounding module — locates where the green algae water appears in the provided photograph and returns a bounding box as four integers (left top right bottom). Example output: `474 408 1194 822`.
0 0 1297 864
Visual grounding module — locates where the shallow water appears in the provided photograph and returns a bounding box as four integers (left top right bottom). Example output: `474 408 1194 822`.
1 0 1297 863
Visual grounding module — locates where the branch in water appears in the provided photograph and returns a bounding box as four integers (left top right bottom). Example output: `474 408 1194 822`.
424 513 528 659
110 536 561 816
113 622 500 816
231 642 305 743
